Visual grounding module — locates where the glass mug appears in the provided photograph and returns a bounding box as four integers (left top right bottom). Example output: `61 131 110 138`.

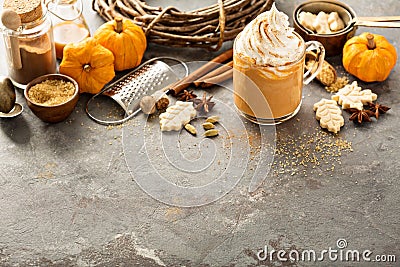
233 32 325 125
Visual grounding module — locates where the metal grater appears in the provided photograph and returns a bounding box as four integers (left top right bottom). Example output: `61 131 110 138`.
103 60 178 115
86 58 188 125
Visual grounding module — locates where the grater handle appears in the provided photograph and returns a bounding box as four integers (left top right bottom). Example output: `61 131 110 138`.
86 94 142 126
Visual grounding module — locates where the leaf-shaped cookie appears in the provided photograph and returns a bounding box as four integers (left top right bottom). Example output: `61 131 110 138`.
159 101 197 131
331 81 377 110
313 99 344 134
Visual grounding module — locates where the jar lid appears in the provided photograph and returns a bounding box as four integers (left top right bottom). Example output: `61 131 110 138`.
3 0 42 23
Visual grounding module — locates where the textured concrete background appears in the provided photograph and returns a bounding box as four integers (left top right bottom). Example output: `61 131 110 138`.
0 0 399 266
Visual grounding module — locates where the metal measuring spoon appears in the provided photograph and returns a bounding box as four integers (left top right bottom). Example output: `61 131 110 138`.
0 76 22 118
0 102 23 118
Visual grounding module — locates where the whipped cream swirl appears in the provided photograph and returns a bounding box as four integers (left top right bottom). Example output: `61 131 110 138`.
235 3 304 66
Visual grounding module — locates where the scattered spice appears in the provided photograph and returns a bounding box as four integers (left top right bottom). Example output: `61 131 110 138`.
264 128 353 178
325 76 349 93
368 102 391 119
177 90 197 101
190 92 215 113
346 108 375 124
28 79 75 106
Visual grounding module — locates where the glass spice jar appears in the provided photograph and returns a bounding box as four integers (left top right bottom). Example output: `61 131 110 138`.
1 0 58 89
46 0 90 59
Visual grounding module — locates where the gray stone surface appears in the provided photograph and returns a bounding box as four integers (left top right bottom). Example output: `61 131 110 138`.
0 0 399 266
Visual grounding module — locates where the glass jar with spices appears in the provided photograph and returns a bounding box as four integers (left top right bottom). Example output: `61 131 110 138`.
1 0 58 89
46 0 90 59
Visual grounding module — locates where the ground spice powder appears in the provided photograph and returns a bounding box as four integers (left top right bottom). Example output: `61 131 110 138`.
28 79 75 106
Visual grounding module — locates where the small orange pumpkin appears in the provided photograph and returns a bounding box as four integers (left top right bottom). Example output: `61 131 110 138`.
342 32 397 82
59 37 115 94
94 17 147 71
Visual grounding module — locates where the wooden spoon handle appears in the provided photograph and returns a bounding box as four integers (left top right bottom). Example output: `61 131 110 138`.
1 9 22 69
9 37 22 69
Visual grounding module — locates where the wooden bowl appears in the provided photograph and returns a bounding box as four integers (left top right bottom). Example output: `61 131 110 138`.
293 0 357 57
24 74 79 123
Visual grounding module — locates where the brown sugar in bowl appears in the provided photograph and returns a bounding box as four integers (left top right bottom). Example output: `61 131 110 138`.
24 74 79 123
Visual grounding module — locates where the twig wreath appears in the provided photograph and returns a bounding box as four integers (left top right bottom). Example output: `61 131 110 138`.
92 0 274 51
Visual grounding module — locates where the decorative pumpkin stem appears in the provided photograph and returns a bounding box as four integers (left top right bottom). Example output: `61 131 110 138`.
83 64 91 72
367 34 376 50
115 17 123 33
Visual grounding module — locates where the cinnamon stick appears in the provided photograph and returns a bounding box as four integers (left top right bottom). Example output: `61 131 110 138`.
167 48 233 95
193 61 233 87
200 68 233 88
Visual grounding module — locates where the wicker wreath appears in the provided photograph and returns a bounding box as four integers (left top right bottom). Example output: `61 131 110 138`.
92 0 274 51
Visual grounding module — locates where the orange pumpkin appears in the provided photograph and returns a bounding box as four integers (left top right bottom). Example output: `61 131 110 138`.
342 32 397 82
59 37 115 94
94 17 147 71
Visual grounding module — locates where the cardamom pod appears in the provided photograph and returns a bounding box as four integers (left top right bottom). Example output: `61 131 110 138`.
203 129 219 137
202 122 215 130
205 116 220 124
184 124 197 135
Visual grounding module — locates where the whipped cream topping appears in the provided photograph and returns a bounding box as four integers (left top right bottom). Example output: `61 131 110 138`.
235 3 304 66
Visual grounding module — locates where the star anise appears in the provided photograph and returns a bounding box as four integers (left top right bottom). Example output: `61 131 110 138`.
177 90 197 101
368 102 391 119
346 108 375 124
190 92 215 113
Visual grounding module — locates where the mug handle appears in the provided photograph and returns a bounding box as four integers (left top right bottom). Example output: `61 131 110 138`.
303 41 325 85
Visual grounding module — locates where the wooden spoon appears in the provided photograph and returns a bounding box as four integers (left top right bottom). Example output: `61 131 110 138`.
1 9 22 69
306 52 337 86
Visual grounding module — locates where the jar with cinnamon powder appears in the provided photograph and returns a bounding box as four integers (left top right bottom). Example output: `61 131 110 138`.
1 0 57 89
